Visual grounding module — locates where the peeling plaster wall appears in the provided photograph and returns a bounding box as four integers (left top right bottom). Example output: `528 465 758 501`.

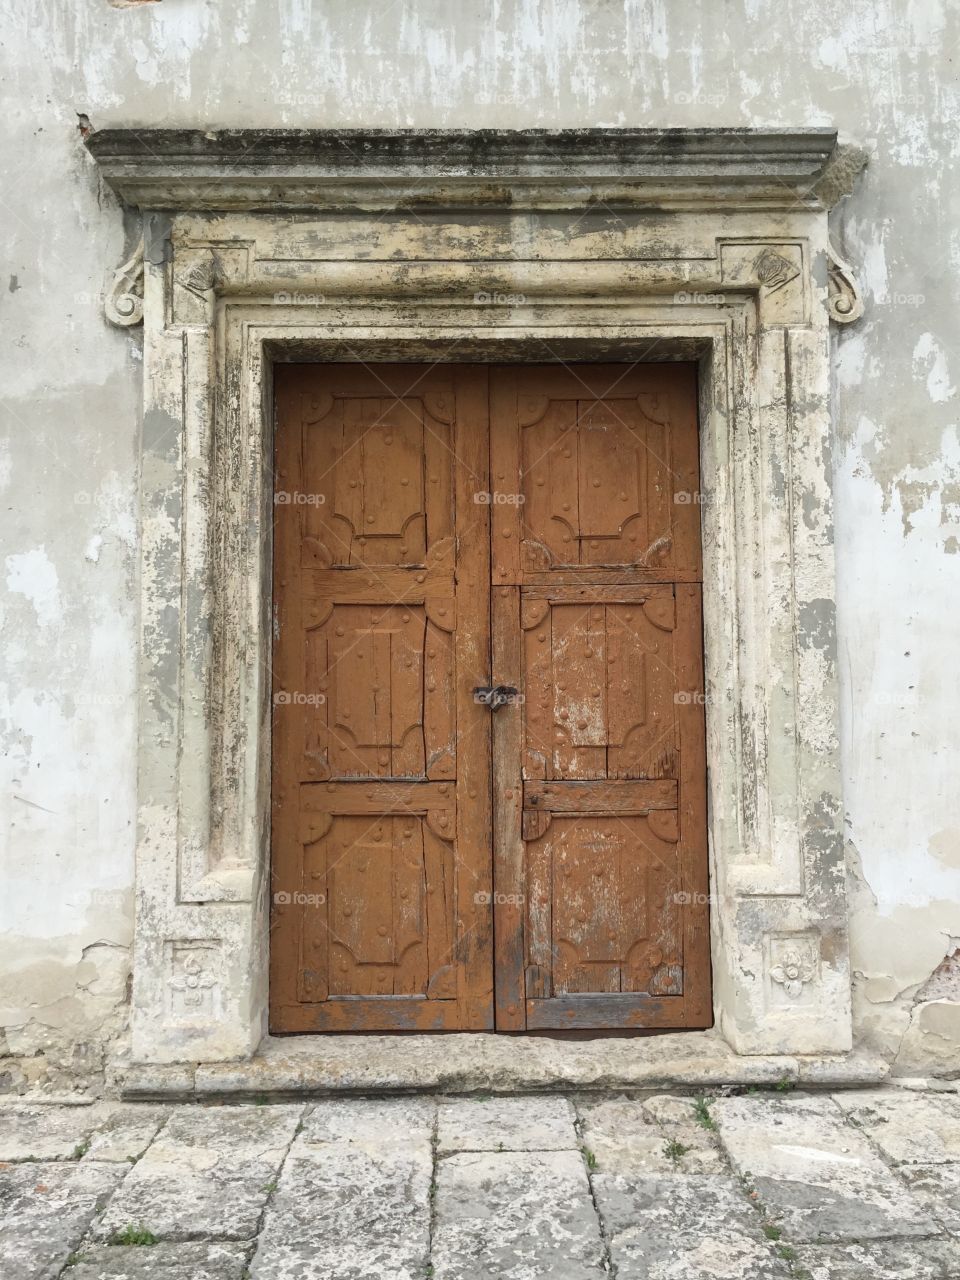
1 0 958 1085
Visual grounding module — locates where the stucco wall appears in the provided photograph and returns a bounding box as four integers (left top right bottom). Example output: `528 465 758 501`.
1 0 958 1088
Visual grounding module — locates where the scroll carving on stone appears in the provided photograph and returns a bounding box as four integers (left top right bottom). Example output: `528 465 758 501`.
105 236 145 327
825 244 864 324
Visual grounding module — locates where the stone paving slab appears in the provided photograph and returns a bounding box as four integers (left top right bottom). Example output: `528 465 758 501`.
641 1093 708 1125
64 1241 252 1279
0 1101 169 1165
0 1104 103 1161
94 1104 303 1243
832 1088 960 1164
593 1172 790 1279
712 1094 939 1242
142 1103 304 1175
437 1095 577 1152
250 1098 433 1280
4 1089 960 1279
249 1158 431 1280
792 1237 960 1279
300 1096 435 1150
433 1149 604 1279
93 1168 274 1244
578 1096 725 1174
0 1160 125 1280
899 1162 960 1234
83 1105 169 1163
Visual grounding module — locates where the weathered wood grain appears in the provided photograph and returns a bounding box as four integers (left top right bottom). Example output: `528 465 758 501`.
270 365 493 1032
491 364 710 1030
273 361 709 1034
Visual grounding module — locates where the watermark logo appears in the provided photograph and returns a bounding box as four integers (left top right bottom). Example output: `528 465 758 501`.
674 691 711 706
673 91 727 108
275 91 324 108
273 291 326 306
76 691 126 708
673 891 714 906
674 490 710 505
473 290 527 306
673 291 724 306
870 690 920 707
274 691 326 707
474 891 525 905
73 491 114 508
473 491 525 505
472 689 525 707
887 292 926 308
273 890 326 906
275 491 326 506
72 888 127 909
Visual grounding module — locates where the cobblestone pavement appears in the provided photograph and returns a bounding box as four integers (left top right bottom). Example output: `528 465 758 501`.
1 1088 960 1278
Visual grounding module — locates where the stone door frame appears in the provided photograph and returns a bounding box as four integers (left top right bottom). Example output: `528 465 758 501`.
86 128 863 1065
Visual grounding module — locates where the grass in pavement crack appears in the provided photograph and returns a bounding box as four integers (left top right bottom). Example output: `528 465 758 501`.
693 1095 718 1131
107 1224 158 1246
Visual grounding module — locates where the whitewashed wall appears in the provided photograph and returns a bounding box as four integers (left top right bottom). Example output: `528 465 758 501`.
1 0 958 1086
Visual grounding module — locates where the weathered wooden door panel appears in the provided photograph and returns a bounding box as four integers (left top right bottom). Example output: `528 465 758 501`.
271 362 710 1034
491 366 702 586
490 366 711 1032
270 365 493 1033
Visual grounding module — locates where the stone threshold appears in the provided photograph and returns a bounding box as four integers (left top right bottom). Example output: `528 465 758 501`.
110 1031 890 1100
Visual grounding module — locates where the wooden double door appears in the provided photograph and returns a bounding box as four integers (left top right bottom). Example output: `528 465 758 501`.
270 363 710 1033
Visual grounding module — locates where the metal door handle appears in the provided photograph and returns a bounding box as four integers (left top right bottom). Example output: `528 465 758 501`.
473 684 518 711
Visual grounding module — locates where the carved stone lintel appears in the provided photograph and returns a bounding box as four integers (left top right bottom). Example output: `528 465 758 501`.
826 244 864 324
105 237 145 327
85 127 842 213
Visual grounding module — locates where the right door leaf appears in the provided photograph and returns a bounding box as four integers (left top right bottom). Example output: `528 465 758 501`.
490 364 711 1031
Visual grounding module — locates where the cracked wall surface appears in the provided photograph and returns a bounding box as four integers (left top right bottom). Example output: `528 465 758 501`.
1 0 958 1085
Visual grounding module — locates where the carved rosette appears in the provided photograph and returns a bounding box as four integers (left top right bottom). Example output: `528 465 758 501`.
105 237 145 327
166 941 220 1017
769 940 818 1000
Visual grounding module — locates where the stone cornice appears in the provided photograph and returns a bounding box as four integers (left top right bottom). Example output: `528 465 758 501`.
84 127 842 212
